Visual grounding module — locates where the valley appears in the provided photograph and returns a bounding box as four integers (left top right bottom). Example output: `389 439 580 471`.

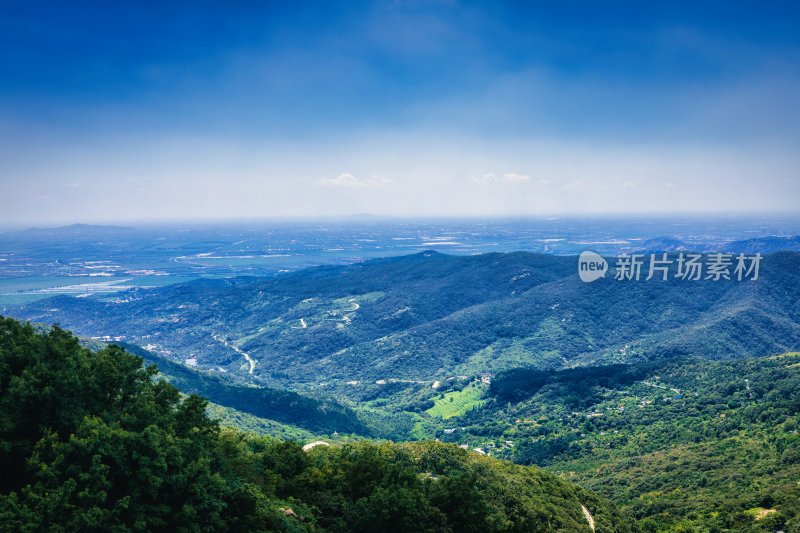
3 246 800 530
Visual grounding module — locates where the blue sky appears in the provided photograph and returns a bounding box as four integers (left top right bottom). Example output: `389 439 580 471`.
1 1 799 225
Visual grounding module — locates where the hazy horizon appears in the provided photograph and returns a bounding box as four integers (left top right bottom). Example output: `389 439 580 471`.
3 211 800 232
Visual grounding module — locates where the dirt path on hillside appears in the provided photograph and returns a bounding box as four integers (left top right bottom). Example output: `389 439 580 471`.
580 504 595 532
213 333 256 375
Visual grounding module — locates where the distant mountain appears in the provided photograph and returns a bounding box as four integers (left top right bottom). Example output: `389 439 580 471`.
16 223 134 238
9 251 800 397
721 235 800 254
635 235 690 252
635 234 800 254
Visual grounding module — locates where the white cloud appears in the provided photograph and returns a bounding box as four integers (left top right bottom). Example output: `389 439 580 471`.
318 173 394 188
319 173 361 187
472 171 540 186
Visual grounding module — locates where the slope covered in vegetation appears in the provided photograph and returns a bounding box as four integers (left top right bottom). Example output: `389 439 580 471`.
12 251 800 391
443 355 800 531
0 317 633 531
119 342 371 436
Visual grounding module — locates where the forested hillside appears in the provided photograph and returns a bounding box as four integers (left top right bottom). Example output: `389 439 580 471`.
119 342 371 436
439 355 800 531
0 317 633 532
10 251 800 394
5 251 800 531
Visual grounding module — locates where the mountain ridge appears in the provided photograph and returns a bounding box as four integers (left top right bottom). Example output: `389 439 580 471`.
7 251 800 394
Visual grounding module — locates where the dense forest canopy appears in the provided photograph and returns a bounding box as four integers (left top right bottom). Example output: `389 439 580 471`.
453 354 800 531
0 317 631 531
